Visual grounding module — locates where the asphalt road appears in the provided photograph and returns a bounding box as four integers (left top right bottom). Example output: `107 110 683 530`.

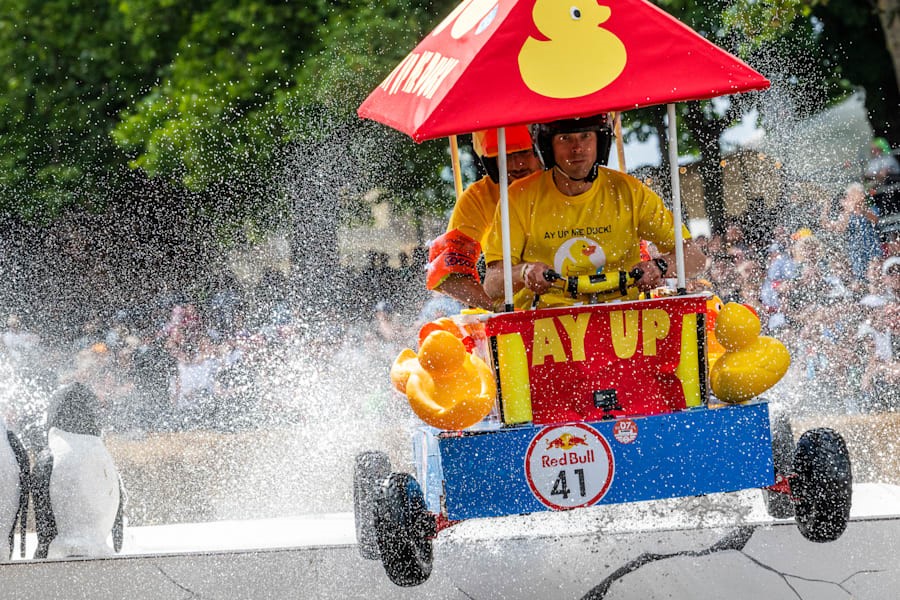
4 484 900 600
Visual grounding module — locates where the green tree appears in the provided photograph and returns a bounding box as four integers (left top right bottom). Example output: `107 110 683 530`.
724 0 900 144
112 0 459 199
112 1 330 189
0 0 460 227
111 0 460 264
0 0 162 219
276 0 460 240
627 0 774 235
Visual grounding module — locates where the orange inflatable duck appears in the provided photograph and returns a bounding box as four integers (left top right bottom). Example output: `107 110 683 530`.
390 330 496 430
416 317 470 350
705 295 727 371
709 302 790 403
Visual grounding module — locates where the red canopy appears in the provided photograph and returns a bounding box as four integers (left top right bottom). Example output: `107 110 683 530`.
358 0 770 141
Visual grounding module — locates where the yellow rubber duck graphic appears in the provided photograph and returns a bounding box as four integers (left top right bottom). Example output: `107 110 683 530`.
390 330 496 430
555 237 606 276
709 303 790 404
518 0 627 99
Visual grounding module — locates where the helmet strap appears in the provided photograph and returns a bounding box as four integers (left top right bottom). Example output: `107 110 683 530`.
480 156 500 183
553 162 600 184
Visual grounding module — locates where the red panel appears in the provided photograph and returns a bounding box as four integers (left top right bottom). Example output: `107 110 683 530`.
359 0 769 141
486 296 705 423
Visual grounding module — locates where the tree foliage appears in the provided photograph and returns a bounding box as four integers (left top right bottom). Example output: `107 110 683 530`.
0 0 152 218
0 0 896 237
724 0 899 142
0 0 459 230
112 1 328 189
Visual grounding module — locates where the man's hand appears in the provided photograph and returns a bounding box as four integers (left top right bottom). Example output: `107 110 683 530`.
521 261 554 295
632 258 666 292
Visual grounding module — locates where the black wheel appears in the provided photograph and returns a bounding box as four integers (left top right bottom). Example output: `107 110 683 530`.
792 428 852 542
353 451 391 560
764 411 795 519
374 472 435 587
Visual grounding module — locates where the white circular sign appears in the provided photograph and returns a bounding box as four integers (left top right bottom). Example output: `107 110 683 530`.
524 423 614 510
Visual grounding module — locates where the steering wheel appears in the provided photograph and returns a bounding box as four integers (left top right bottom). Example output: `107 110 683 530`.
543 268 643 299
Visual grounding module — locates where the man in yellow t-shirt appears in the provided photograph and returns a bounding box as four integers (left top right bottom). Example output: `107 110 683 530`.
483 114 705 310
426 125 540 309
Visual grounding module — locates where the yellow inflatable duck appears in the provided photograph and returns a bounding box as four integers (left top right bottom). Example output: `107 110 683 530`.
709 302 791 404
518 0 627 98
390 330 497 430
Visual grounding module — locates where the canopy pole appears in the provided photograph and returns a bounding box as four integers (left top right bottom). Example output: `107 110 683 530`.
449 135 464 198
666 103 686 292
497 127 514 311
613 112 626 172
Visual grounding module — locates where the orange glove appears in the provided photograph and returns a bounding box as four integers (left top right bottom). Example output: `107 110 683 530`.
426 229 482 290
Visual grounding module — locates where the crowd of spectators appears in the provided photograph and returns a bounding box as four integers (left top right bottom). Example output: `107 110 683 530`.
1 155 899 440
0 247 458 445
692 176 899 414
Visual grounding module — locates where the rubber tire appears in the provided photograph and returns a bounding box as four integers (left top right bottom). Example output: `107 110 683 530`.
374 473 434 587
764 411 796 519
792 428 852 542
353 451 391 560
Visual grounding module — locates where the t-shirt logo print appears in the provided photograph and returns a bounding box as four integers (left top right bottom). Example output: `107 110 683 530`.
554 237 606 276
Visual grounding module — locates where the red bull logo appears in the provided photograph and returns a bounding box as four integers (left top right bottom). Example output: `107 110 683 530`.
542 432 597 467
545 433 588 451
541 448 595 468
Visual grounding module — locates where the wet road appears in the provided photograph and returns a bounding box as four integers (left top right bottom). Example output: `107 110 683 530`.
4 484 900 600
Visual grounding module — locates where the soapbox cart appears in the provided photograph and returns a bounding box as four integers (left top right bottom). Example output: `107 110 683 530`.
352 0 853 587
354 282 853 587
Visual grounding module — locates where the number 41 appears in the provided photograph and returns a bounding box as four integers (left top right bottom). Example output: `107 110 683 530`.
550 468 586 499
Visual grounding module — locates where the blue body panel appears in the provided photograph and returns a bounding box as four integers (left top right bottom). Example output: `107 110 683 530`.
415 402 774 520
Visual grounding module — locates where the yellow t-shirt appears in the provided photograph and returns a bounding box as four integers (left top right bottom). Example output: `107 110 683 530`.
447 176 500 247
484 168 689 309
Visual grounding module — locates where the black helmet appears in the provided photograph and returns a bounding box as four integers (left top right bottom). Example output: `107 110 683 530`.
529 114 613 182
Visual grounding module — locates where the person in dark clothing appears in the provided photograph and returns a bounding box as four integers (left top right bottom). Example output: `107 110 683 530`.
130 334 177 430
